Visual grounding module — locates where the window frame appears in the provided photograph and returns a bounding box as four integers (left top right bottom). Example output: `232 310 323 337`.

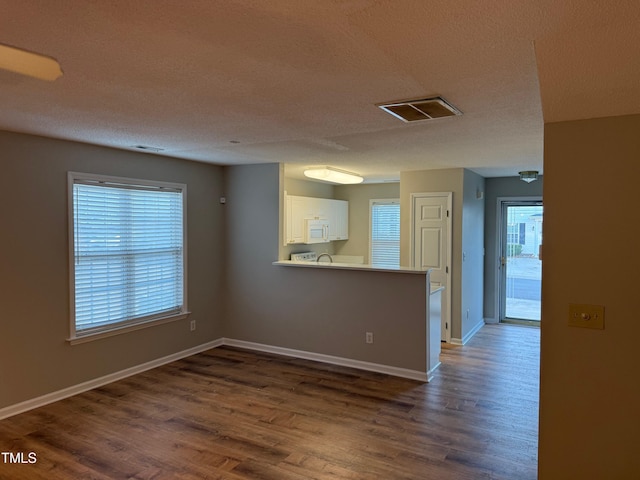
67 172 189 344
369 198 401 268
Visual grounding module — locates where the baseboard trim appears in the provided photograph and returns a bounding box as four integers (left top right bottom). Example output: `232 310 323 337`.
426 361 441 383
221 338 429 383
1 337 431 420
0 339 224 421
450 320 485 346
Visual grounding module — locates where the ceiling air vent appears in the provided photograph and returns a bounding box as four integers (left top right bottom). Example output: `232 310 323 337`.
377 96 462 123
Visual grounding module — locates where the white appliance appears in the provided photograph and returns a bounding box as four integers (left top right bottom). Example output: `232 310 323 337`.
290 252 317 262
304 219 330 244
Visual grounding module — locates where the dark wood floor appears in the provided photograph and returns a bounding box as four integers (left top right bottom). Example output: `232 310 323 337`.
0 324 540 479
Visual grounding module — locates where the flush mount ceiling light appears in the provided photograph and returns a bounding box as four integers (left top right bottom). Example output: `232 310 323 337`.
0 43 63 81
304 167 364 184
519 170 539 183
377 96 462 123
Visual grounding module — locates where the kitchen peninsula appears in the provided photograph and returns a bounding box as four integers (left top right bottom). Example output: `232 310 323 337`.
273 260 442 381
274 259 427 274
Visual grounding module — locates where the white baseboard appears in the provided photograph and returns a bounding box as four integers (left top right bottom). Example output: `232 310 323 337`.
0 339 223 421
221 338 429 383
0 337 431 420
451 320 485 346
426 361 441 383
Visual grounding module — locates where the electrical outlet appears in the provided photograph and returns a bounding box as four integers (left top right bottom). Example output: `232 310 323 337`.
365 332 374 344
190 319 196 331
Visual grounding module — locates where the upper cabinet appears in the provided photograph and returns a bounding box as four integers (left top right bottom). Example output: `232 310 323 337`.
285 194 348 244
327 199 348 241
286 195 305 244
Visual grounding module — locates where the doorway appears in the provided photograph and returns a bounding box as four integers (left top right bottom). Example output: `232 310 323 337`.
499 199 543 324
411 192 452 342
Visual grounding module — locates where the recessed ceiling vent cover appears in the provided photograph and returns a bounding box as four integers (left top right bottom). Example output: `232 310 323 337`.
377 96 462 122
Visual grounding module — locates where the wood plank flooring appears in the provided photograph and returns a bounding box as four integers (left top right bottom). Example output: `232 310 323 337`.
0 325 540 479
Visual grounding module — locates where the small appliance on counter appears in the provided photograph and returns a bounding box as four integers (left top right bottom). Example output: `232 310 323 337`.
290 252 317 262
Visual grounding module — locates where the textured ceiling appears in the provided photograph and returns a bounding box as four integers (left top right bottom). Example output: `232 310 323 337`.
0 1 638 182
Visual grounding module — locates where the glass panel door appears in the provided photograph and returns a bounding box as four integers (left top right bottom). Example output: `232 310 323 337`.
500 202 543 322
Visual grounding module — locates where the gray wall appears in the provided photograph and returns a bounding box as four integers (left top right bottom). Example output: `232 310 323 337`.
1 152 429 411
284 177 334 198
483 176 543 322
0 131 225 409
461 170 485 338
224 164 429 372
538 114 640 478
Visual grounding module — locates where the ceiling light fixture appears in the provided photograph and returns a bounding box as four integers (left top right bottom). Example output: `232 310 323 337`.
519 171 539 183
303 167 364 185
0 43 63 81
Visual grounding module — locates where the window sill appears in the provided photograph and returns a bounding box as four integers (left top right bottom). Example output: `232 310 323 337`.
67 312 191 345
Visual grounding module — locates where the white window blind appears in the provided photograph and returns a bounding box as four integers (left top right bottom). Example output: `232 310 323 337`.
370 200 400 268
70 173 186 337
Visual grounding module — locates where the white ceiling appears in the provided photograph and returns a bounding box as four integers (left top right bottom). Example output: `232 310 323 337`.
1 1 639 183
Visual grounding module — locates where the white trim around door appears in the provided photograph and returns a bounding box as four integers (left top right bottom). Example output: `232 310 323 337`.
410 192 453 343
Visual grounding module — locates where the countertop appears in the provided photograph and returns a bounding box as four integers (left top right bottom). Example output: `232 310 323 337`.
273 260 429 275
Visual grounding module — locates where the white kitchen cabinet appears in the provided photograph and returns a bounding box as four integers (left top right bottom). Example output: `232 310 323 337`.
285 195 307 244
328 199 349 241
284 194 348 244
309 196 330 219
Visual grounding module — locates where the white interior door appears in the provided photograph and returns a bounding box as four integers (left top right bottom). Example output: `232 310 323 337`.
412 193 452 342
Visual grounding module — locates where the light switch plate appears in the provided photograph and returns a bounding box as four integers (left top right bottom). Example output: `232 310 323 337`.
568 304 605 329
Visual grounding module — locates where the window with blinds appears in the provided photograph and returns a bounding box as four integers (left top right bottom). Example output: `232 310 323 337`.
370 200 400 268
69 172 187 340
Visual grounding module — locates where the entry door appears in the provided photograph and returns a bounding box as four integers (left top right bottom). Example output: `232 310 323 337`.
499 200 543 323
412 193 452 342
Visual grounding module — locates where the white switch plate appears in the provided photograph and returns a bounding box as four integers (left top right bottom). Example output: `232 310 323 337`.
365 332 373 344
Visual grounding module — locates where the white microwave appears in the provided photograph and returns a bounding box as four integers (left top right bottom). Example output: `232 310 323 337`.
304 219 330 244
